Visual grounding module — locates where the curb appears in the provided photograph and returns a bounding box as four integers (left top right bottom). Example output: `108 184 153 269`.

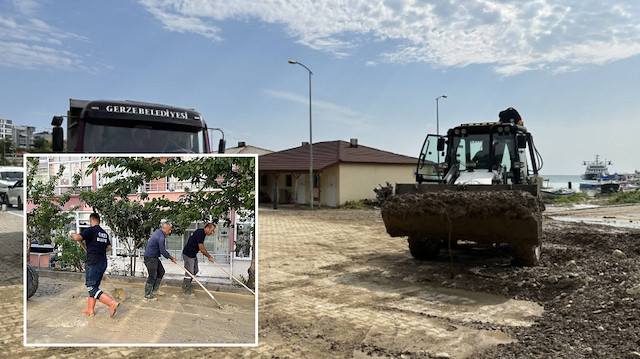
36 269 252 295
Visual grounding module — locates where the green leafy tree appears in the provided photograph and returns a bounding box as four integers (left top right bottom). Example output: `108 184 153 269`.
160 156 256 288
31 138 53 153
82 156 256 285
78 158 170 276
26 157 83 270
52 232 86 271
0 137 14 165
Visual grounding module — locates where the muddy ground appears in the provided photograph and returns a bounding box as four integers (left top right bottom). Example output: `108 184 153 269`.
26 276 256 345
247 206 640 359
8 204 640 358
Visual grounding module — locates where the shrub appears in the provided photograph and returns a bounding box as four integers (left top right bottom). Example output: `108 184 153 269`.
608 190 640 205
554 192 590 204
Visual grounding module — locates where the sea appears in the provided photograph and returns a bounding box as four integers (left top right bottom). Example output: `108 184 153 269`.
540 174 582 189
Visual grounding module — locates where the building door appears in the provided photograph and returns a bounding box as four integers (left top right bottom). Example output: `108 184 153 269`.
326 175 337 207
296 175 306 204
213 225 230 264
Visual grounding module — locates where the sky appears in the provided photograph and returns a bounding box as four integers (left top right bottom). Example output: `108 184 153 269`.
1 0 639 175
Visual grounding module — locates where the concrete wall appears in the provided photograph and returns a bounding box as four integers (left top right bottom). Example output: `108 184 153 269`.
259 162 415 207
338 163 415 204
31 252 252 283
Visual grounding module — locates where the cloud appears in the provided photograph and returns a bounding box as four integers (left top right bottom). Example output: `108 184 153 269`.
0 41 83 69
0 4 88 70
140 0 640 75
264 89 372 130
140 0 223 41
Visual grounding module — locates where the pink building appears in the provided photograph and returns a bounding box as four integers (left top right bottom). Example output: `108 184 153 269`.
27 155 254 279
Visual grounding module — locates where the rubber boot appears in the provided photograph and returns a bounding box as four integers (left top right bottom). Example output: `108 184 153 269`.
152 278 165 296
98 293 120 317
144 283 157 300
81 297 96 316
182 278 193 295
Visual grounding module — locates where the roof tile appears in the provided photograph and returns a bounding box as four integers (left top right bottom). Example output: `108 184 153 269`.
259 140 417 172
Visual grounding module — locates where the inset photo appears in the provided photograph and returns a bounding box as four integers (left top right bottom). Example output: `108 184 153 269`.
24 154 257 346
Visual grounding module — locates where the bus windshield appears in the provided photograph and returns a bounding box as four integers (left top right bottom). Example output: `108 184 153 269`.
82 122 206 153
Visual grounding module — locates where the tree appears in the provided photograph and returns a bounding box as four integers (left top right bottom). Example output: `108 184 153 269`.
0 137 14 165
31 138 53 153
26 157 83 271
79 156 256 282
162 156 256 288
77 158 170 276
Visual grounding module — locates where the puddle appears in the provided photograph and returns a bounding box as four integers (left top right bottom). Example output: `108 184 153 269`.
545 204 601 213
550 216 640 229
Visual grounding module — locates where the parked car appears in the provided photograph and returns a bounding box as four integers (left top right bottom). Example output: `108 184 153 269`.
0 166 23 204
7 179 23 209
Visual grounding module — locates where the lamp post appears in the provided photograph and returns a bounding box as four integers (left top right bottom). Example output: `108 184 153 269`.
435 95 447 175
435 95 447 137
288 60 313 209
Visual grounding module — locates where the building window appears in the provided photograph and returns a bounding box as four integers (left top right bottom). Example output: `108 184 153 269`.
260 174 268 186
285 174 292 187
314 174 320 188
234 222 253 260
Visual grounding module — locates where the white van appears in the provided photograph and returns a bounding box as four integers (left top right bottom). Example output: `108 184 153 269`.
0 166 24 204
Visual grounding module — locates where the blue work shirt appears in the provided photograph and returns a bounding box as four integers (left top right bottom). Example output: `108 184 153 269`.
81 225 110 265
182 228 206 258
143 229 171 259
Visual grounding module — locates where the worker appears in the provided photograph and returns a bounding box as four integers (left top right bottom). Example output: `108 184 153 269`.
143 220 178 300
181 222 216 295
70 213 119 317
472 140 492 169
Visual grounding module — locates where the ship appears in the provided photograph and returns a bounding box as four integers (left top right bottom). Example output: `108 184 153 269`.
579 155 620 193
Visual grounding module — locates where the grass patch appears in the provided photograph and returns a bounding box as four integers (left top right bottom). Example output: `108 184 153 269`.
342 200 366 209
553 192 590 205
607 190 640 205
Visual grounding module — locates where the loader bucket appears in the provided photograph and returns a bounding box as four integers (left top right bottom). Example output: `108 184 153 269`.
381 189 544 266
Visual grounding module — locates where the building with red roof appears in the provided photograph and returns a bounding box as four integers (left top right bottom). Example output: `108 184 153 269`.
259 139 418 207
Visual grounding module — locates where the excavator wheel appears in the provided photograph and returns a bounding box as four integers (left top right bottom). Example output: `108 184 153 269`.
407 236 441 260
510 243 541 266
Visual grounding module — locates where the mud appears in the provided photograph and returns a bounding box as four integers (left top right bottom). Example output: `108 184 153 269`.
246 207 639 358
9 205 640 358
383 190 543 220
26 276 256 345
382 190 543 244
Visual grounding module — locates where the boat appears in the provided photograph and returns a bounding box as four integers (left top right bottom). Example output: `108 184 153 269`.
541 187 576 199
601 182 620 193
579 155 613 189
581 155 611 180
599 172 620 193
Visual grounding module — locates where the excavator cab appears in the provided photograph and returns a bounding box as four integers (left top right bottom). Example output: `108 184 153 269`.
416 134 447 183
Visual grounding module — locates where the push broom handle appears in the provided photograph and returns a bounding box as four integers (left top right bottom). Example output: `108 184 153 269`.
174 261 223 308
211 260 255 295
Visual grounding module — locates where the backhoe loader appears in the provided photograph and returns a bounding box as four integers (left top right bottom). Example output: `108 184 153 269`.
381 108 544 266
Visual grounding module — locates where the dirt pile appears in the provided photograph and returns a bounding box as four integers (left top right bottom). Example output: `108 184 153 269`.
381 190 544 244
382 190 543 220
467 219 640 358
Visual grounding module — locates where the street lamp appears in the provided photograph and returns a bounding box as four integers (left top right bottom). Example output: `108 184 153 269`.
435 95 447 137
288 60 314 210
435 95 447 176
